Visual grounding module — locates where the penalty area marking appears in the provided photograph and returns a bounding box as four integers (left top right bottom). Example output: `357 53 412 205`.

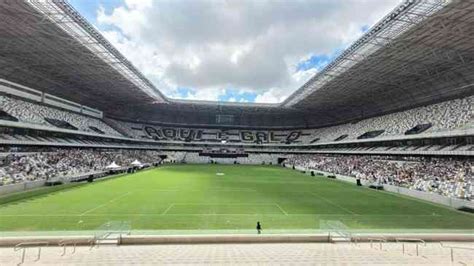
162 204 175 215
161 203 288 215
79 192 132 216
275 203 289 216
169 203 281 206
310 192 358 215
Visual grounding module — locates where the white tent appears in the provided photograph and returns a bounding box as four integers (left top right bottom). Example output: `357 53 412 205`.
106 161 121 169
131 160 142 167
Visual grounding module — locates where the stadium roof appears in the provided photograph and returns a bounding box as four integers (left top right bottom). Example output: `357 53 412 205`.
0 0 473 127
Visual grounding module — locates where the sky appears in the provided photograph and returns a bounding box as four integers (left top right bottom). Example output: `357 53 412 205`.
69 0 401 103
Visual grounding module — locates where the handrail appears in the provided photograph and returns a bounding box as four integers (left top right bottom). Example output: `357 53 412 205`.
395 238 425 244
351 236 362 245
368 237 387 250
59 239 78 256
395 238 426 256
14 241 49 265
440 242 474 263
440 242 474 250
14 241 49 249
88 237 97 250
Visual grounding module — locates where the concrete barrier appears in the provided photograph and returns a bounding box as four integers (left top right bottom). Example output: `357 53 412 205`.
382 184 474 209
0 180 46 195
0 236 93 247
120 234 330 245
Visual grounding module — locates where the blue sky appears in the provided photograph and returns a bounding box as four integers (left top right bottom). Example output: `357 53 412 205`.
68 0 399 103
69 0 119 23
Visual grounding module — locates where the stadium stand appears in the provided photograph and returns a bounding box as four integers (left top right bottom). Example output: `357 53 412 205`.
310 96 473 143
286 154 473 200
110 95 473 144
110 120 313 144
163 151 280 165
0 95 122 136
0 149 161 185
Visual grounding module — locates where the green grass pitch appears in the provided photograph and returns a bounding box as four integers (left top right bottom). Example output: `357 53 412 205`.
0 164 472 232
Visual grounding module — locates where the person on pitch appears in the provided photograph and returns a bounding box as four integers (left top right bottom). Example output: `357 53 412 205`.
256 221 262 234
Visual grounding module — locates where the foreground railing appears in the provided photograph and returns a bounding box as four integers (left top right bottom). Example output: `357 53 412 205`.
14 241 49 265
440 242 474 263
59 239 79 256
395 238 426 256
367 237 387 250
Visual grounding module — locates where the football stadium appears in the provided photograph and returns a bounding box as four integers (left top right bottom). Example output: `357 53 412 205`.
0 0 473 264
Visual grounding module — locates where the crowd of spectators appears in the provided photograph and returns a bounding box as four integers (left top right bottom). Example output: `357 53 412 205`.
312 95 473 142
163 151 279 165
1 94 472 145
0 149 161 185
114 95 473 144
286 154 473 200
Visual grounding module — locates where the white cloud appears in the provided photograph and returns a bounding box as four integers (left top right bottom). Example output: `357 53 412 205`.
95 0 401 102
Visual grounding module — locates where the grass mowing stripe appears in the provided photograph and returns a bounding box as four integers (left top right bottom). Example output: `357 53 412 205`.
0 165 472 231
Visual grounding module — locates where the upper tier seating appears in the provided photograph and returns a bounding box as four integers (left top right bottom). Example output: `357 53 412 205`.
0 95 122 136
311 96 473 142
113 121 314 144
0 93 472 144
112 95 473 144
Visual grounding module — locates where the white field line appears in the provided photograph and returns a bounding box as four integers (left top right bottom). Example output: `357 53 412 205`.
79 192 132 216
171 203 276 205
135 190 180 192
186 190 257 192
133 189 257 193
0 214 444 217
310 192 358 215
275 203 289 216
161 204 175 215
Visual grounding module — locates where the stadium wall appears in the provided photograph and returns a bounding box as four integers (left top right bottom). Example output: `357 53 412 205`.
164 152 282 165
0 180 46 195
382 184 474 210
0 171 112 196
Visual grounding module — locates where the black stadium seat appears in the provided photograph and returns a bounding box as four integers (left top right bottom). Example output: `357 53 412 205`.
44 118 78 130
405 123 432 135
0 109 19 122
